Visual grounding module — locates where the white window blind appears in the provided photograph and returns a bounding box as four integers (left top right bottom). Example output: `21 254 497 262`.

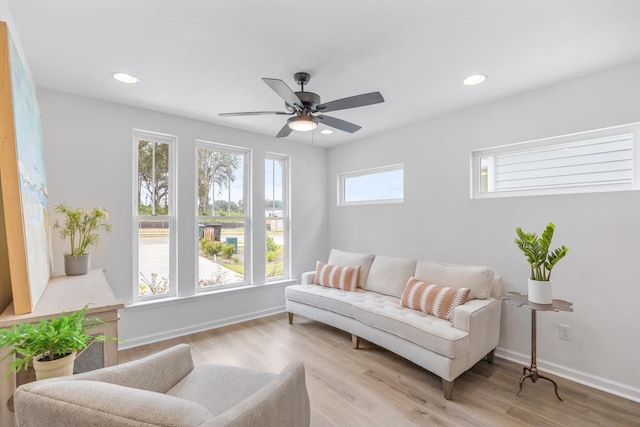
492 134 633 191
471 122 640 199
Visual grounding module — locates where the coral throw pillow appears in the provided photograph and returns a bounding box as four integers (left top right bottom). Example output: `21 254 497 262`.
401 277 471 320
313 261 361 291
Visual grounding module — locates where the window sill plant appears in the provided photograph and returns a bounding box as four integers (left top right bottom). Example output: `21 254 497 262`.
0 305 119 380
514 222 569 304
53 203 111 276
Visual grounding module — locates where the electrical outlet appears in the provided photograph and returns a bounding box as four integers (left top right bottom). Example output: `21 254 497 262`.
559 324 571 341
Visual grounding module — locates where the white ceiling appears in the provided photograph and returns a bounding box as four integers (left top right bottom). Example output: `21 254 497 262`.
7 1 640 147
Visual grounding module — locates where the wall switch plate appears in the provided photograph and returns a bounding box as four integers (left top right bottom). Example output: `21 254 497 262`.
559 324 571 341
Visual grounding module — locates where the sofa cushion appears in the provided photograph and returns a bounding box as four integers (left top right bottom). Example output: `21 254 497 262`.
327 249 375 288
414 260 494 299
286 284 388 319
351 296 469 359
364 256 417 298
401 277 471 320
313 261 360 291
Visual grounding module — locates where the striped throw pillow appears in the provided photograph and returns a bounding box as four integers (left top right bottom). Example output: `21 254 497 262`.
313 261 361 291
400 277 470 320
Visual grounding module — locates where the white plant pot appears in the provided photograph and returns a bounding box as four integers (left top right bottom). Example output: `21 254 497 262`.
528 279 552 304
32 351 76 380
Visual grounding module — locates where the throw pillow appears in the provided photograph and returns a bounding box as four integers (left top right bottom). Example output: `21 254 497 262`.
313 261 361 291
401 277 471 320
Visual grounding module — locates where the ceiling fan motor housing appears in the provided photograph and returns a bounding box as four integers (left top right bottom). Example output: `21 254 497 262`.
292 91 320 110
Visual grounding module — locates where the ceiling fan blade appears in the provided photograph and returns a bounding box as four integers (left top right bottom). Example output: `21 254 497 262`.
275 123 293 138
315 92 384 113
218 111 293 117
262 78 304 110
318 115 362 133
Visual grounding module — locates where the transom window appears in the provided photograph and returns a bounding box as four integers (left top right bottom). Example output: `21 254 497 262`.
471 122 640 199
338 164 404 206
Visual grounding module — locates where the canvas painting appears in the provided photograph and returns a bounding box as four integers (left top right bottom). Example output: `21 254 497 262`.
7 28 50 309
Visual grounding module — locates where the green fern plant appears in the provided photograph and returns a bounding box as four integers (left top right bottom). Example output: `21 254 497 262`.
0 305 119 376
514 222 568 281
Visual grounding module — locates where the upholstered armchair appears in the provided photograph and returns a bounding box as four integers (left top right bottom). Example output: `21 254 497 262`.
14 344 310 427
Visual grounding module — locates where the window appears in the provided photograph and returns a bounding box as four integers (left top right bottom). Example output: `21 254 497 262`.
133 130 176 300
471 122 640 199
265 154 289 280
196 141 250 289
338 164 404 206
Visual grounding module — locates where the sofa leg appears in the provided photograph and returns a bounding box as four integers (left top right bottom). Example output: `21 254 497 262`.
351 335 360 349
442 379 454 400
288 312 293 324
486 349 495 364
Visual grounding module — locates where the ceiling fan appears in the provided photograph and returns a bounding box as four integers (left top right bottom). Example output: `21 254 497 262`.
218 72 384 138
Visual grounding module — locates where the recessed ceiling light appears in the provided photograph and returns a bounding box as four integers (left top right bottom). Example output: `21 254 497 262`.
463 74 487 86
112 72 139 84
320 129 333 135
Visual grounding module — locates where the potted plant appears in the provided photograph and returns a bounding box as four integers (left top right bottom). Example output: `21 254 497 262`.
514 222 569 304
53 203 111 276
0 305 118 380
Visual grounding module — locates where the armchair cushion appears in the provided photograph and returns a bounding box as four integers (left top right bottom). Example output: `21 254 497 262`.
166 364 275 415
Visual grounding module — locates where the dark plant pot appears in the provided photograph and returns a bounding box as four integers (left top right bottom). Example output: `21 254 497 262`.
64 254 91 276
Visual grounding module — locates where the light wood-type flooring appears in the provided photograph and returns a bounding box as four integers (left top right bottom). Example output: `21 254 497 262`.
120 313 640 426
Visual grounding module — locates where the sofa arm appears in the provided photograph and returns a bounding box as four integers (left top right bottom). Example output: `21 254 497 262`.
453 298 501 366
15 379 213 427
63 344 195 394
300 271 315 284
212 362 310 427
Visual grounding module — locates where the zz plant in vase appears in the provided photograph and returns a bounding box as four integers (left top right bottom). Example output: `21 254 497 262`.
53 203 111 276
514 222 569 304
0 305 119 380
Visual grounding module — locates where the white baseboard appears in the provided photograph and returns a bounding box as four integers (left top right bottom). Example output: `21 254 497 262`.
119 305 286 350
495 347 640 403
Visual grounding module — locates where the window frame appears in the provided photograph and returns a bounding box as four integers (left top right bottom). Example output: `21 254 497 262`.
194 140 252 292
132 129 177 303
337 163 404 206
471 122 640 199
265 153 290 281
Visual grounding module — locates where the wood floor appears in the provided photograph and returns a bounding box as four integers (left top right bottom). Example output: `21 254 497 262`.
120 313 640 426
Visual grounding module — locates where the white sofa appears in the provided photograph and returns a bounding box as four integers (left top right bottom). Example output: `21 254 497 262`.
285 249 502 400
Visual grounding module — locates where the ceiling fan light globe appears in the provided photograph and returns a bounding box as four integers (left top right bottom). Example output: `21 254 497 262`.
287 115 318 132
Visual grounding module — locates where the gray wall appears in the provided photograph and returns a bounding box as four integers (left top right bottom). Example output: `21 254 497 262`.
327 60 640 400
37 88 329 347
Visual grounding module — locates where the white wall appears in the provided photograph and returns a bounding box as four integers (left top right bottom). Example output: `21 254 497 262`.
0 0 33 86
327 60 640 401
37 88 328 347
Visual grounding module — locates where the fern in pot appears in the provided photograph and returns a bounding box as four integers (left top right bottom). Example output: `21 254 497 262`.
514 222 569 304
53 203 111 276
0 306 118 380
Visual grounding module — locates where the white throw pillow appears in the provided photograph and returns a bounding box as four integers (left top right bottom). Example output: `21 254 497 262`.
364 255 417 298
414 260 494 299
